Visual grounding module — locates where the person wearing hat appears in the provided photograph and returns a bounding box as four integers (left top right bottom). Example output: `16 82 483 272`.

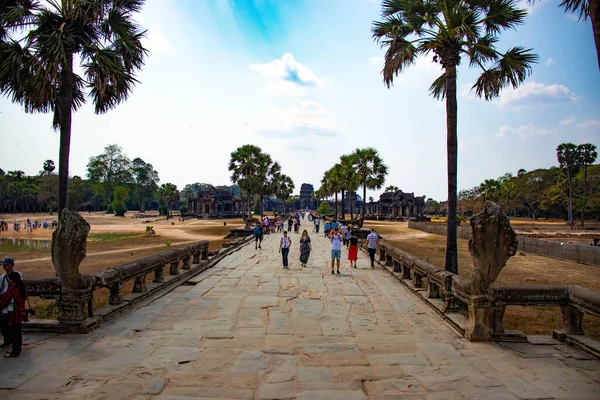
1 257 22 349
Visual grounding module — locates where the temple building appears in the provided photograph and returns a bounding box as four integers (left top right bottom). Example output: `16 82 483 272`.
365 190 426 221
187 186 246 219
299 183 314 210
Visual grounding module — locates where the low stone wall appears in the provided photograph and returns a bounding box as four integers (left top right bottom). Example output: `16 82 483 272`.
23 236 253 333
366 240 600 357
408 221 600 266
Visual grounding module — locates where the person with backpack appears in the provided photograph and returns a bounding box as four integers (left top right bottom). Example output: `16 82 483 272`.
253 223 263 250
0 271 27 357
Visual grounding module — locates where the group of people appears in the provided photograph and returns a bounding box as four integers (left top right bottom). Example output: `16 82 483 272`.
0 257 26 358
0 218 56 234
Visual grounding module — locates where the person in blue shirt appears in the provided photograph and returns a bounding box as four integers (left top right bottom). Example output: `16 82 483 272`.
324 221 331 237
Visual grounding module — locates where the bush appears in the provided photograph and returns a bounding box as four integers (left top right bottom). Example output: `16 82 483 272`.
158 205 168 216
111 186 129 217
456 215 467 223
317 201 331 216
112 202 127 217
180 205 188 214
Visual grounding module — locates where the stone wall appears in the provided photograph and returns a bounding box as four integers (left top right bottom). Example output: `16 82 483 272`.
408 221 600 266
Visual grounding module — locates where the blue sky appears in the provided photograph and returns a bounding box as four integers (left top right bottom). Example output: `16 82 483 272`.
1 0 599 201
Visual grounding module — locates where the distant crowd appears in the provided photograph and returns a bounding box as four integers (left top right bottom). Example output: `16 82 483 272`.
0 218 57 234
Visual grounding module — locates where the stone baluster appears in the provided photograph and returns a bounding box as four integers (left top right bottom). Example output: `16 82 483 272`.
554 305 585 341
133 275 147 293
465 201 518 342
401 263 411 280
109 282 123 305
153 264 164 283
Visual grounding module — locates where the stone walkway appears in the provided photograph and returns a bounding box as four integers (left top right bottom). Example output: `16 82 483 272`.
1 230 600 399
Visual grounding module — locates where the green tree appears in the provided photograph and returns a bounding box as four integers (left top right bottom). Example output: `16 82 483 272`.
87 144 133 211
577 143 598 225
273 173 295 213
351 147 388 228
157 183 179 219
385 185 399 192
0 1 147 218
557 143 580 228
317 200 331 216
111 185 129 217
131 157 159 212
372 0 537 273
229 145 263 221
40 159 56 177
321 167 341 218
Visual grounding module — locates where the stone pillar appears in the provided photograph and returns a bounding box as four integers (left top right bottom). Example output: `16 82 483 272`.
169 261 179 275
465 201 518 342
52 209 96 332
109 282 123 305
153 265 164 283
133 275 147 293
554 305 585 341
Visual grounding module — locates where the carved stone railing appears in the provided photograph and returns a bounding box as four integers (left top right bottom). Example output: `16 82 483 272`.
372 239 600 358
22 237 250 333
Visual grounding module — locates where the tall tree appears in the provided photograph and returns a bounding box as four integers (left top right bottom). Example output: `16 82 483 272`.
40 159 56 176
372 0 537 274
0 0 148 218
557 143 579 228
273 173 295 213
577 143 598 226
229 144 263 221
87 144 133 211
385 185 399 192
131 157 159 212
351 147 388 228
157 183 178 219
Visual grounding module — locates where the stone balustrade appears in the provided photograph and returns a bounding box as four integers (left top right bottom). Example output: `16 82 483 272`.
21 238 249 334
373 239 600 358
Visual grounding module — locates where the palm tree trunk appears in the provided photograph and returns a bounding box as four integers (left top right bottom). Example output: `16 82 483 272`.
444 64 459 275
57 52 74 219
591 0 600 70
568 168 573 229
582 163 588 226
341 190 346 220
334 193 338 218
360 184 367 228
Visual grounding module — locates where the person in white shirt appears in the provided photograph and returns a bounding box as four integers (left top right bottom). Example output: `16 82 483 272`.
366 229 379 269
329 228 343 275
279 231 292 269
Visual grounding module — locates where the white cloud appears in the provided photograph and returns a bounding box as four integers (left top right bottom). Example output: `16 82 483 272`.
560 116 576 126
576 120 600 129
251 52 322 95
545 58 554 66
498 81 578 110
495 123 554 139
370 56 384 66
251 100 347 138
566 12 584 22
144 30 173 53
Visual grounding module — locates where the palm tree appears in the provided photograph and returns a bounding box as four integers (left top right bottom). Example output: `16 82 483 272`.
372 0 537 274
157 183 178 220
385 185 399 192
577 143 598 226
351 148 388 228
256 154 280 217
557 143 579 228
500 181 516 215
339 154 360 219
229 145 263 221
275 174 295 213
321 169 339 218
0 0 148 219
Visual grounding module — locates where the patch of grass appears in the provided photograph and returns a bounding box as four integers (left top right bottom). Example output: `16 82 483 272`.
88 233 141 242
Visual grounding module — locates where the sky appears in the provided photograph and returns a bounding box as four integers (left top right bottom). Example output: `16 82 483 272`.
1 0 599 202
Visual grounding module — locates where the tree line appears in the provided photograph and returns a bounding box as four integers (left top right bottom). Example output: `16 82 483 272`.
452 143 599 226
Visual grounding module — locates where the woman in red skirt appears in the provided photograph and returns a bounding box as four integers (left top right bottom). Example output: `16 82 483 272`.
347 229 359 268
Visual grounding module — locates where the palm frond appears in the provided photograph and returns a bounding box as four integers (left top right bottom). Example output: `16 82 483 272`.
472 68 503 100
429 72 447 99
464 34 499 68
497 46 537 86
559 0 589 19
482 0 528 35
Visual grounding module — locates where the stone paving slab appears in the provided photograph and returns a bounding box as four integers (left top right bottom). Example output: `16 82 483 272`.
1 229 599 399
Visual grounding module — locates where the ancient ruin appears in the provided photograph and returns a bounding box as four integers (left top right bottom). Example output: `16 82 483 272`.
299 183 314 210
366 189 426 221
187 186 246 219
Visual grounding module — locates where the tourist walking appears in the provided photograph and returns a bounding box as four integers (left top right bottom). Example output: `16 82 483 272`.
299 230 312 267
366 228 379 269
0 258 26 358
287 216 293 233
253 223 263 249
347 229 359 268
1 258 22 351
329 227 343 275
314 217 320 233
279 231 292 269
324 220 331 237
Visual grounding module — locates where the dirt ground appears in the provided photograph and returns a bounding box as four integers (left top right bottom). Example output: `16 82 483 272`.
0 211 245 314
367 220 600 340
